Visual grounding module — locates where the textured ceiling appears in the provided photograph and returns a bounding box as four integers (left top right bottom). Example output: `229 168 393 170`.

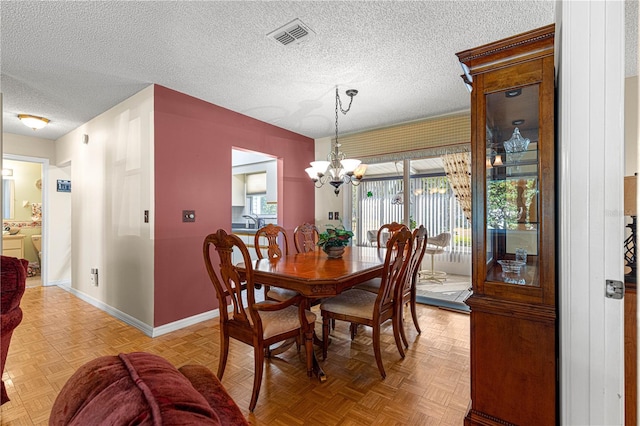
1 1 637 142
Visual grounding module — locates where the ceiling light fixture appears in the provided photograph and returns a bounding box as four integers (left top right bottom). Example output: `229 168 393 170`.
305 88 367 195
18 114 50 130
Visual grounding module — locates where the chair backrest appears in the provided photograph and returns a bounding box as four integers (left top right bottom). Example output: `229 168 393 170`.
254 224 289 260
396 226 428 300
427 232 451 250
377 222 409 248
203 229 259 329
375 228 413 312
293 223 319 253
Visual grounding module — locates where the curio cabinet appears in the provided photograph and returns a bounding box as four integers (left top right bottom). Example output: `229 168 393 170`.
456 24 556 426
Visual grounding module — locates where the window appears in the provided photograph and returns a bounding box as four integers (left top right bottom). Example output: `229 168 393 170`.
351 158 470 254
248 194 277 216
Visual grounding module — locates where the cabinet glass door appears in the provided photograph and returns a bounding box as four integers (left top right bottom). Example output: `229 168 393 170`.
484 84 540 287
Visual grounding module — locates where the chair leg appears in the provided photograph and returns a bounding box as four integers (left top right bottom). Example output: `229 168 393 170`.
217 332 230 379
393 306 406 359
399 303 409 350
350 323 358 340
372 324 386 379
249 344 265 412
410 285 421 335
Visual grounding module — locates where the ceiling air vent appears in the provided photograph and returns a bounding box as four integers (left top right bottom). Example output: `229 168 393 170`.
267 18 315 46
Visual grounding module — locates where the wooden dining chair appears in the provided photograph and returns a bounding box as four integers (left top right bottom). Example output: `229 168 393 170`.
203 229 315 412
395 225 428 354
350 221 409 335
377 221 408 248
254 224 297 301
320 228 412 379
355 221 409 294
293 222 319 253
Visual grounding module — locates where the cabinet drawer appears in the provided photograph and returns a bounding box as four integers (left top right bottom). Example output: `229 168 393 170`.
4 239 22 250
3 247 22 258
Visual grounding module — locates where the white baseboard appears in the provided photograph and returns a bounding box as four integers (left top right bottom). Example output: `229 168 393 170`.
151 309 221 337
55 284 220 338
45 279 70 287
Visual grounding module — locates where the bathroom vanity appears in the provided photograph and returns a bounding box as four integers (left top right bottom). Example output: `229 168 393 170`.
2 234 25 259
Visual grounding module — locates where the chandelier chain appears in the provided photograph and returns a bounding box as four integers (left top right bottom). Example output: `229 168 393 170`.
335 89 339 149
335 87 356 149
305 87 365 196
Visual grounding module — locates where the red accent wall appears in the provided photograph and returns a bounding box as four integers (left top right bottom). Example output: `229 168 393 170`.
153 85 315 327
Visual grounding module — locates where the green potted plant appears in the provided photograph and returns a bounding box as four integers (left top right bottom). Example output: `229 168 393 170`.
317 226 354 258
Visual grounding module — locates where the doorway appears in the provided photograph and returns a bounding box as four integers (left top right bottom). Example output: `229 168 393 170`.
2 154 49 287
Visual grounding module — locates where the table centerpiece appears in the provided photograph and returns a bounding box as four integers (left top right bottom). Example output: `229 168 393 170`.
317 226 353 258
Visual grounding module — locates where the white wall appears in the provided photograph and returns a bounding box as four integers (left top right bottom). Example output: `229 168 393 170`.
313 136 344 232
48 164 71 284
3 133 56 161
625 76 638 176
55 85 155 328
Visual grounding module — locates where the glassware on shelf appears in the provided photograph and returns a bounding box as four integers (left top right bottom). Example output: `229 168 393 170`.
503 128 530 170
497 259 525 273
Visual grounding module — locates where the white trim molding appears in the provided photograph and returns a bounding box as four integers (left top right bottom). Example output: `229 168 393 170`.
558 1 626 424
57 284 221 338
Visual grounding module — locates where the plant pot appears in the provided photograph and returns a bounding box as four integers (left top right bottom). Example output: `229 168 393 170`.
324 246 345 259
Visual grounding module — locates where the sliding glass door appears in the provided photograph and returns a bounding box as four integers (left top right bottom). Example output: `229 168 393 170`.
351 157 471 257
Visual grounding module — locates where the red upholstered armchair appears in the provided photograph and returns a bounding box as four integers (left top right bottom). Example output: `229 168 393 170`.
1 255 28 405
50 352 248 425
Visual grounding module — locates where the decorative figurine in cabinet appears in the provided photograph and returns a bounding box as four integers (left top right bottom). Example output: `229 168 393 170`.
456 24 556 426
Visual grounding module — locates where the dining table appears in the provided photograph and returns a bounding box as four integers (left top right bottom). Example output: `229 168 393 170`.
239 245 387 381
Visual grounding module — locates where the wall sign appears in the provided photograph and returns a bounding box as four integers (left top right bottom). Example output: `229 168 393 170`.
57 180 71 192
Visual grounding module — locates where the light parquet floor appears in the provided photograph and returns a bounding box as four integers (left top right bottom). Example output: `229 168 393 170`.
1 286 470 425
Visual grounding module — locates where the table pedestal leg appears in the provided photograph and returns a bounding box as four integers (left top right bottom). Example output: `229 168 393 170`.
312 350 327 382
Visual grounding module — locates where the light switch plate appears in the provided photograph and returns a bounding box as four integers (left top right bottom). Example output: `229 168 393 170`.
183 210 196 222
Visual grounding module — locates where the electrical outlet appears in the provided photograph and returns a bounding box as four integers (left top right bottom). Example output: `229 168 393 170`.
90 268 99 286
328 212 333 220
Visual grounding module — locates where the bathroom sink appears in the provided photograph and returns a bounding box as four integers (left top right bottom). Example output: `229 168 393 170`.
3 227 20 235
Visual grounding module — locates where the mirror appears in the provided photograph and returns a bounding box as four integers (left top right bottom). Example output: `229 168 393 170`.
2 178 15 220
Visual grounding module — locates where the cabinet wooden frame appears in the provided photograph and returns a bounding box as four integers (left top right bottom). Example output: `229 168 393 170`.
460 24 555 306
457 23 557 426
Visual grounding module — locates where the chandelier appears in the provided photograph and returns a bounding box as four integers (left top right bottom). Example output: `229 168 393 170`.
305 87 367 195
